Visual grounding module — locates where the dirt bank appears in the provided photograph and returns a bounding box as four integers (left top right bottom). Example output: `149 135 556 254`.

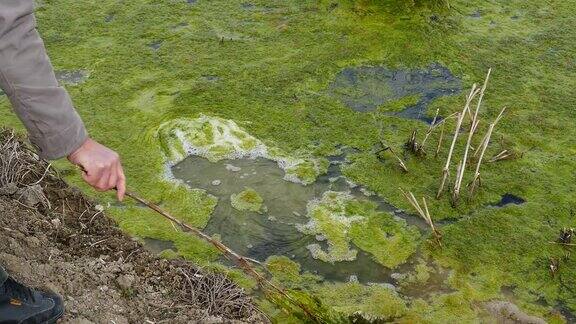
0 129 265 323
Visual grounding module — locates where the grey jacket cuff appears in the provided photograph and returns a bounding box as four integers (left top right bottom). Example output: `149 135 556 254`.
31 113 88 160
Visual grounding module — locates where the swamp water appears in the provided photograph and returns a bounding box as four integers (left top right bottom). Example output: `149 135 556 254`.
329 63 461 123
170 152 433 285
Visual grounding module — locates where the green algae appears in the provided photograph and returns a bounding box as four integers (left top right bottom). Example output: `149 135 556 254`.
399 259 432 286
157 114 328 185
299 191 420 267
315 282 407 321
349 205 421 268
230 187 266 213
298 191 364 262
265 256 322 289
3 0 572 320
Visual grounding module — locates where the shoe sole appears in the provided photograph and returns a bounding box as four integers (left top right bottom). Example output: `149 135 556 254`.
42 305 65 324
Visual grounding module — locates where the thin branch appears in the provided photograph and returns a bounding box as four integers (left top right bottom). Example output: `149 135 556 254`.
123 190 321 323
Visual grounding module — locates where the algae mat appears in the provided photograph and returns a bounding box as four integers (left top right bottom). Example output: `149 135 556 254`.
0 0 573 322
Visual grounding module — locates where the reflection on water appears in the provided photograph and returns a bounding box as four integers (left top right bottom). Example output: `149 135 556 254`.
170 151 429 284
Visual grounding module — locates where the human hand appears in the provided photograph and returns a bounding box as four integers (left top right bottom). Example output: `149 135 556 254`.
67 138 126 201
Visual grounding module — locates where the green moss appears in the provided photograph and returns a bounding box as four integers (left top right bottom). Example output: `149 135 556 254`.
230 187 265 213
265 256 322 289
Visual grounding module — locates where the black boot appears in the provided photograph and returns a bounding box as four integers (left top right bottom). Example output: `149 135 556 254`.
0 277 64 324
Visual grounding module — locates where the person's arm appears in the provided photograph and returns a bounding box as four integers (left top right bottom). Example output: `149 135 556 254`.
0 0 125 200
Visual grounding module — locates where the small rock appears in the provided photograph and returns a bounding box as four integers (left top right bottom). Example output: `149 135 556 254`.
25 236 40 248
51 218 61 228
16 184 44 206
225 164 241 172
116 274 136 290
94 204 104 212
0 183 18 196
349 275 358 283
66 318 95 324
211 179 222 186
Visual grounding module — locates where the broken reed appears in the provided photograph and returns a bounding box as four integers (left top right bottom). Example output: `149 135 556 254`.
452 68 491 203
400 189 442 247
437 83 480 199
432 68 506 204
469 107 506 194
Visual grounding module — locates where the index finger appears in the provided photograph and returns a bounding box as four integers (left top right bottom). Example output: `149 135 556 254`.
116 162 126 201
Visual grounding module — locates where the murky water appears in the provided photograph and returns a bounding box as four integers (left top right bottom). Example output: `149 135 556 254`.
329 64 461 123
171 152 428 283
55 70 89 85
493 193 525 207
143 238 176 254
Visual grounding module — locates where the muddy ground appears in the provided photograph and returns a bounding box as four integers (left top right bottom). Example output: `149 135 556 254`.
0 130 265 323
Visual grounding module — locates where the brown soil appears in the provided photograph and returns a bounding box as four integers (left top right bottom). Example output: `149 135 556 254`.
0 129 266 324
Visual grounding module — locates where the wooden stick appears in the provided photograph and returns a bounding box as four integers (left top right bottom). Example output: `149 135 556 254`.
453 69 491 202
123 191 321 322
437 84 479 199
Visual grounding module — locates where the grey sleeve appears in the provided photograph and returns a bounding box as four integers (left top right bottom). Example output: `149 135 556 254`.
0 0 87 160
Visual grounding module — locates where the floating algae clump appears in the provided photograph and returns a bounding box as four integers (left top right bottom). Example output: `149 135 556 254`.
283 159 330 185
298 191 419 267
157 114 265 163
230 187 266 213
348 205 420 268
157 115 327 185
265 256 321 288
315 282 407 321
297 191 364 262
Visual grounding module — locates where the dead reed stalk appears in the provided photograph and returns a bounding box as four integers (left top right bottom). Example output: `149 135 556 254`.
420 108 440 149
470 107 506 195
436 84 479 199
452 69 491 204
400 189 442 247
